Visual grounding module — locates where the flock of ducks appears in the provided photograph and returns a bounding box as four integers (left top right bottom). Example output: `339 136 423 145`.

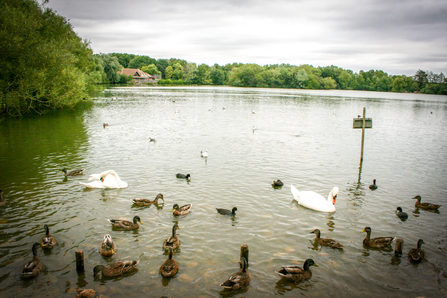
5 168 441 294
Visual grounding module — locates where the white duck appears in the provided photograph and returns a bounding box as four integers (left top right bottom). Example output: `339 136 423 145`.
80 170 128 189
290 184 338 212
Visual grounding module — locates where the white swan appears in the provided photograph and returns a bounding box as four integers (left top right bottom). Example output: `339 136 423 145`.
291 184 338 212
80 170 128 189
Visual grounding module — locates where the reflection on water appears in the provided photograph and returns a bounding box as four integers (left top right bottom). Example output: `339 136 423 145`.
0 87 447 297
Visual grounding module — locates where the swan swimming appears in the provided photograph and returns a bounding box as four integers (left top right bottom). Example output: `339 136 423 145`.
80 170 128 189
291 184 338 212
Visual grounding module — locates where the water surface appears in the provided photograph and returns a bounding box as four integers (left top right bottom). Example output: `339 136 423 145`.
0 87 446 297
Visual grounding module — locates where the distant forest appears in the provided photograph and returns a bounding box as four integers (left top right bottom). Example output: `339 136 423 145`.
1 0 446 117
108 53 447 95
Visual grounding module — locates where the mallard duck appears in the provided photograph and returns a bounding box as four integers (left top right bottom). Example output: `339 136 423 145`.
396 207 409 221
311 229 343 249
40 224 56 249
62 168 84 176
291 184 338 212
93 260 139 277
99 234 117 257
108 216 142 230
361 227 395 248
0 190 5 207
369 179 378 190
394 238 404 257
412 195 441 210
103 123 108 128
220 257 252 290
76 289 97 298
160 247 179 278
163 223 181 251
272 180 284 187
408 239 425 262
276 259 318 283
132 193 164 206
21 243 42 278
176 173 191 180
172 203 192 216
217 207 238 216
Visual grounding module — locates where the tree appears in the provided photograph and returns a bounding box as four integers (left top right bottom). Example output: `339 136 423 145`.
413 69 428 89
97 54 123 84
295 69 308 88
141 64 161 75
128 55 156 69
0 0 100 116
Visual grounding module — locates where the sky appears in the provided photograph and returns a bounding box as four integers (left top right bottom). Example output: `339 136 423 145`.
44 0 447 76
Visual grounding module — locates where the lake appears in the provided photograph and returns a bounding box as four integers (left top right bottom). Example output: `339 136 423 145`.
0 86 446 297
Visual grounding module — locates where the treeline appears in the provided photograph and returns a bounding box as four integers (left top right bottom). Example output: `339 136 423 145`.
1 1 446 118
110 53 447 95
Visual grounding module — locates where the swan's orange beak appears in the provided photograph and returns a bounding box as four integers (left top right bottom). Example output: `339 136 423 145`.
333 195 337 205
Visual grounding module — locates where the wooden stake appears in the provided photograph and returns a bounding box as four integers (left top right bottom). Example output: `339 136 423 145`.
75 249 84 272
360 107 366 165
240 244 249 268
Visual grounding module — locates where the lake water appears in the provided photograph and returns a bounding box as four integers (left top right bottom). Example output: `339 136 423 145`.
0 86 446 297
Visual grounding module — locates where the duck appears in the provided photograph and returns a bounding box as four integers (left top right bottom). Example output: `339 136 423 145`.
62 168 85 176
131 193 164 206
408 239 425 262
160 247 179 278
369 179 378 190
220 257 251 290
390 238 404 265
99 234 117 257
172 203 192 216
163 223 181 251
103 123 108 128
80 170 128 188
93 260 139 278
0 190 5 207
108 216 142 230
290 184 339 212
311 229 343 249
21 243 42 278
361 227 395 248
40 224 56 249
276 259 318 283
217 207 238 216
272 180 284 188
412 195 441 210
396 207 409 221
176 173 191 180
201 150 208 158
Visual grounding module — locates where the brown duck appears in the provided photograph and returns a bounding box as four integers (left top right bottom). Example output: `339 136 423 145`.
408 239 425 262
99 234 117 257
40 224 56 249
108 216 142 230
361 227 395 248
276 258 318 283
93 260 139 277
220 257 252 290
172 203 192 216
311 229 343 249
21 243 43 278
163 223 181 251
160 247 179 278
132 193 164 206
413 195 441 210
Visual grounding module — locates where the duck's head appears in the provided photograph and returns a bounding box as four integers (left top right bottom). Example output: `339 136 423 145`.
412 195 422 202
396 207 403 213
361 226 371 234
133 216 142 224
232 207 238 213
93 265 105 277
304 259 318 269
172 204 179 211
417 239 425 248
156 193 164 202
311 229 321 237
61 168 67 174
185 174 191 180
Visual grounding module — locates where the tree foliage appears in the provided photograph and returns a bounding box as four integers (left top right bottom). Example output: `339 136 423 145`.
0 0 101 116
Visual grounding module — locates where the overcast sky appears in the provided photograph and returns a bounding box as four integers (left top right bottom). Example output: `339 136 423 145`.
44 0 447 76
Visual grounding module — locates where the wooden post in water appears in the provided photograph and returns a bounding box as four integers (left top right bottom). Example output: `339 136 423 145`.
240 244 249 268
353 108 373 183
75 249 85 272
